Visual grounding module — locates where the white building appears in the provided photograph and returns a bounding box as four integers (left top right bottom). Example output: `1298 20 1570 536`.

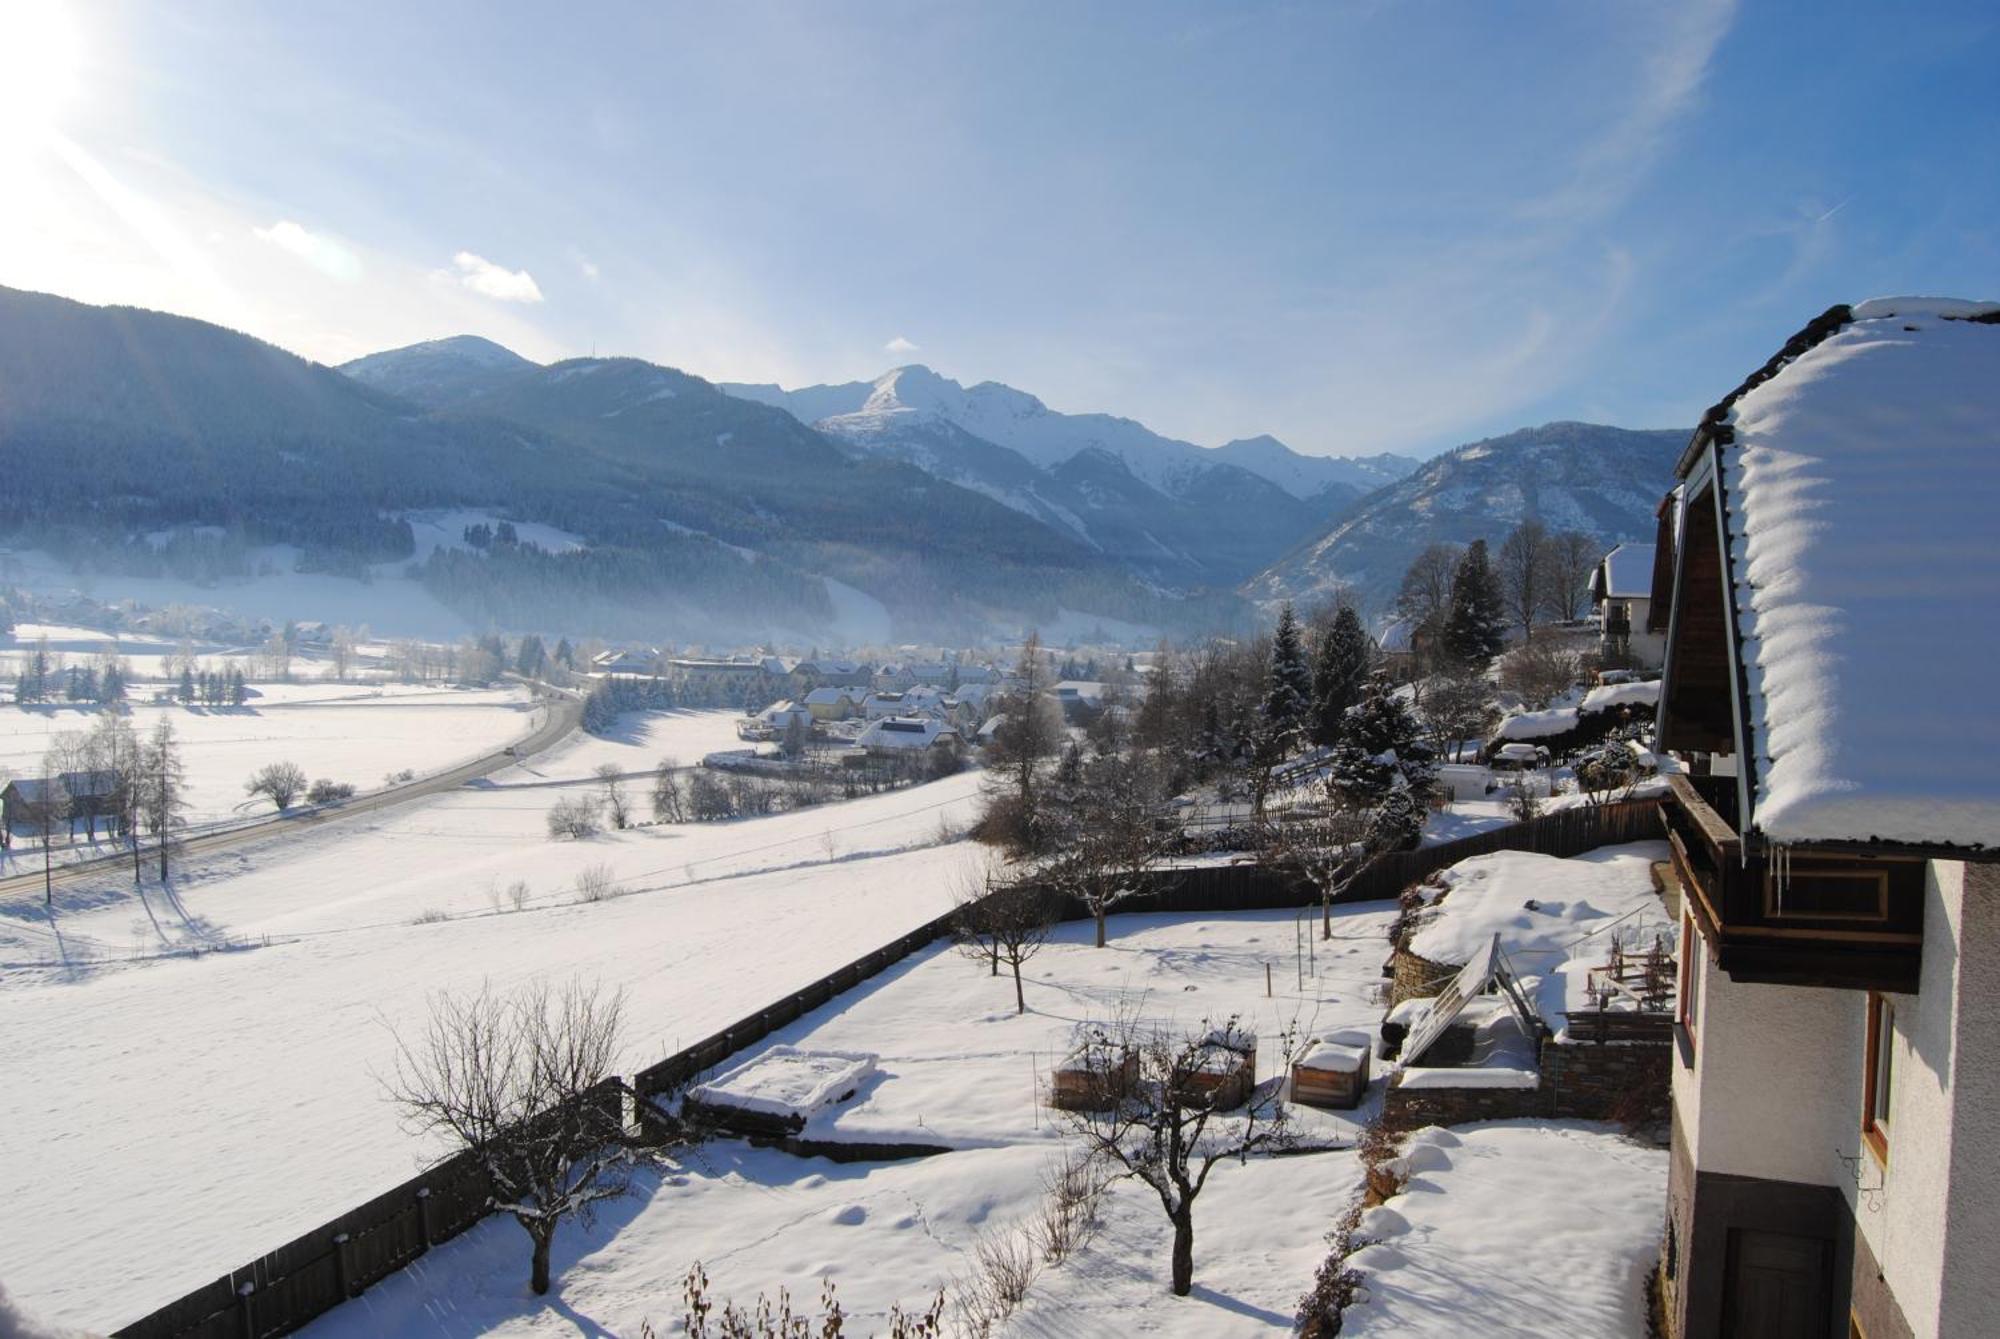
1589 541 1664 669
1651 299 2000 1339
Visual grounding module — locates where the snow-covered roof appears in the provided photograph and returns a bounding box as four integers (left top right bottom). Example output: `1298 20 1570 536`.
856 716 957 750
1595 543 1655 600
1493 707 1578 741
1711 297 2000 847
1579 680 1660 714
1374 616 1416 654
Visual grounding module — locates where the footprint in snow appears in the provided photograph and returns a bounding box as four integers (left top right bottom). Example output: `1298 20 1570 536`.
830 1204 867 1226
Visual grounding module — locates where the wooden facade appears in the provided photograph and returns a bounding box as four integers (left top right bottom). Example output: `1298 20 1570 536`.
1663 774 1925 994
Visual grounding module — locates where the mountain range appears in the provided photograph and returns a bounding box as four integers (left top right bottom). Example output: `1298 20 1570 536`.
721 366 1417 588
1247 421 1685 615
0 284 1686 643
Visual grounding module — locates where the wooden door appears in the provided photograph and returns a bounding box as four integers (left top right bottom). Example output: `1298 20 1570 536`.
1722 1229 1833 1338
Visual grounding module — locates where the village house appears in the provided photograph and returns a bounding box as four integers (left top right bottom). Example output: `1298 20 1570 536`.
789 658 872 692
1 770 126 845
802 685 863 722
665 657 769 703
855 715 962 760
591 646 662 677
1590 541 1667 669
1649 299 2000 1339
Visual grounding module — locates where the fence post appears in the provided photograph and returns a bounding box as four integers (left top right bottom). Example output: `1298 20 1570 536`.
237 1279 256 1339
416 1186 434 1251
333 1230 353 1297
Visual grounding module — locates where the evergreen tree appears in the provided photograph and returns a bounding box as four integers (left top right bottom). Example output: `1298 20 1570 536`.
1441 538 1506 667
1309 606 1372 748
1327 677 1436 811
553 637 575 670
229 667 248 706
1260 604 1312 759
177 666 195 704
516 634 548 677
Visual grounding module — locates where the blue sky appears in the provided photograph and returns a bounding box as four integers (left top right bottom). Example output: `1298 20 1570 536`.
2 0 1995 457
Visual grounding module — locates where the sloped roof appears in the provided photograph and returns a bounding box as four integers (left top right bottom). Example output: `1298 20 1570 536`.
1596 543 1655 599
1709 297 2000 847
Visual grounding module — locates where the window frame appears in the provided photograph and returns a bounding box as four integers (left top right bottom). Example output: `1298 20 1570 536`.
1675 910 1702 1061
1862 992 1894 1165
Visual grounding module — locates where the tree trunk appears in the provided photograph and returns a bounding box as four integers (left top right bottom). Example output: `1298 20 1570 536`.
1170 1207 1195 1296
1011 957 1025 1014
531 1226 553 1295
1322 890 1332 939
1094 905 1107 949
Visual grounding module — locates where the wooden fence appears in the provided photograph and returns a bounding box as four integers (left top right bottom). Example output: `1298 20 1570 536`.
115 1081 623 1339
116 796 1662 1338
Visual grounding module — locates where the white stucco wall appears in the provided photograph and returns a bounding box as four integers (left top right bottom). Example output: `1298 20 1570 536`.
1682 943 1857 1187
1840 861 1960 1337
1938 860 2000 1336
1676 859 1995 1339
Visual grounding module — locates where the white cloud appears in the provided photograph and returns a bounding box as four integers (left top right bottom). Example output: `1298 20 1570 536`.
884 335 919 355
451 250 543 303
252 219 362 283
1522 0 1737 224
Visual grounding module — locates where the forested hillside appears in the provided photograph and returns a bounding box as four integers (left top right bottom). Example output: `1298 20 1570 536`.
0 287 1244 641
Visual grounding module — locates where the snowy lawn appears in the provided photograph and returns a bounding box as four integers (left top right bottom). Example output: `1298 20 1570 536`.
1343 1122 1666 1338
0 746 990 1331
297 902 1403 1337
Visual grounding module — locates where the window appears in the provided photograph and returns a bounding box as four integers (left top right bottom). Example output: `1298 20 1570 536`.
1863 993 1895 1163
1676 910 1702 1054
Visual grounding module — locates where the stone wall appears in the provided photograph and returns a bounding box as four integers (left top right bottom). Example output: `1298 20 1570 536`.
1389 945 1461 1006
1542 1034 1670 1121
1382 1034 1670 1130
1382 1080 1544 1128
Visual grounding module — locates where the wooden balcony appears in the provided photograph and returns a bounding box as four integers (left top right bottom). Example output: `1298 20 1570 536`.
1664 773 1924 993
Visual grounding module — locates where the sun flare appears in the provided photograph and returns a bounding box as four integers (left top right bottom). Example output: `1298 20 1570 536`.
0 1 85 143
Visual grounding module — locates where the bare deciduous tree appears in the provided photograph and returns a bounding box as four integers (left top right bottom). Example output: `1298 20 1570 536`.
1262 781 1389 939
953 871 1061 1014
140 718 188 882
385 980 669 1296
546 793 603 840
1497 639 1582 710
1037 749 1166 948
1498 520 1554 642
650 759 685 824
1412 670 1496 763
1061 1013 1301 1296
1545 530 1601 623
594 763 630 829
1395 543 1462 631
246 760 309 812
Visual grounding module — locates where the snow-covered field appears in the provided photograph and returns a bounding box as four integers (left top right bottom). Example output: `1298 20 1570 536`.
302 902 1403 1338
0 680 536 844
1344 1122 1666 1338
0 710 989 1330
0 702 1675 1337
